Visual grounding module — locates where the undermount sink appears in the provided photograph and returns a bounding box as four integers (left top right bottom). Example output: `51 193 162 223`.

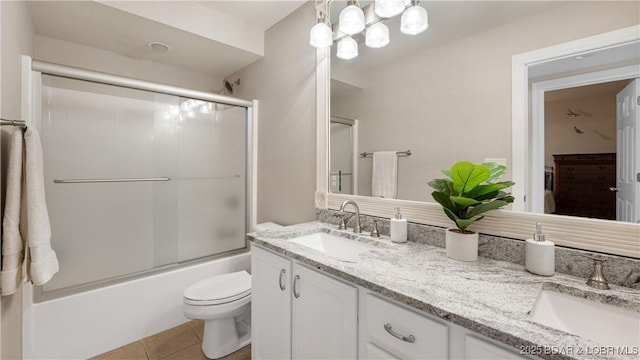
530 288 640 347
289 232 378 261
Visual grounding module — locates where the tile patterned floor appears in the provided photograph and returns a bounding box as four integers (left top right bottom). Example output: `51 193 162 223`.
91 320 251 360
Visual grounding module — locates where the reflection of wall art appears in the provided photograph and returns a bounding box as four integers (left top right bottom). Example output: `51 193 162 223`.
593 129 612 140
566 108 593 117
566 109 580 117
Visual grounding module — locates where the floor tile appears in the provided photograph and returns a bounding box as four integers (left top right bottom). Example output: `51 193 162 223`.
90 340 148 360
144 322 200 360
219 345 251 360
189 320 205 341
159 343 207 360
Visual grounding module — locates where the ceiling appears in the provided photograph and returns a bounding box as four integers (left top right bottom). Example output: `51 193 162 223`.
198 0 307 30
27 1 307 79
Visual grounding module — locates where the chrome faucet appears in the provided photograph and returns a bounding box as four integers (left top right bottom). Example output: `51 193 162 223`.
338 200 361 233
581 255 610 290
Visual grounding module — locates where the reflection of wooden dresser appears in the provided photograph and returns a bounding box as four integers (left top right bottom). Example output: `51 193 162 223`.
553 153 616 220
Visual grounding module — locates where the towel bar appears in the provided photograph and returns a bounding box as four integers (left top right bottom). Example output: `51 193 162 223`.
360 150 412 158
0 118 27 128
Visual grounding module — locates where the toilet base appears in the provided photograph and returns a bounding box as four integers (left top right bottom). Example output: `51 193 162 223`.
201 307 251 359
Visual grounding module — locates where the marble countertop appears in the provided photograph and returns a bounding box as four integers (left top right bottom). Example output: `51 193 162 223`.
247 221 640 360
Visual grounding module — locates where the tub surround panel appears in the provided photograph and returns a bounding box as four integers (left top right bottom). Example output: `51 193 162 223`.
248 222 640 360
317 209 640 289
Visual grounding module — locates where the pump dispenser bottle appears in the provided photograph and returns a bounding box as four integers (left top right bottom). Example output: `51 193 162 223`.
390 207 407 243
525 223 555 276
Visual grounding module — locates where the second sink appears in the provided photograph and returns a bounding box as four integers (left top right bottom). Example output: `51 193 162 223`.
530 287 640 348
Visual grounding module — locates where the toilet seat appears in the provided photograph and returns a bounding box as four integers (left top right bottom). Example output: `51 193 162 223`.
184 271 251 306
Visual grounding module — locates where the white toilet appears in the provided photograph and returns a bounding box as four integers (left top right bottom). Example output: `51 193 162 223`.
183 270 252 359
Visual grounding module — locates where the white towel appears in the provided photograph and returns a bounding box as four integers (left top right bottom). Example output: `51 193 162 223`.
372 151 398 199
1 129 25 295
22 127 59 286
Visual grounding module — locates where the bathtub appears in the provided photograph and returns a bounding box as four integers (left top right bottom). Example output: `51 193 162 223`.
22 252 250 359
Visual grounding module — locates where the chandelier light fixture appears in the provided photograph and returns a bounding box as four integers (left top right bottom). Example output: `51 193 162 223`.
401 0 429 35
309 11 333 48
338 0 366 35
365 22 390 48
337 36 359 60
374 0 408 18
309 0 430 59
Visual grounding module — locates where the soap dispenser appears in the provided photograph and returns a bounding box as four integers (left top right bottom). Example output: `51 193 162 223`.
525 223 555 276
390 207 407 243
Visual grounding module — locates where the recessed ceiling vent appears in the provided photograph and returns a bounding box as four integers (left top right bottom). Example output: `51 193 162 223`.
148 41 170 53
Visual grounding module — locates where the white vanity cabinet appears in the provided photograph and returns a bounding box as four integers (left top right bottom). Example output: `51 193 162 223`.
251 245 358 360
252 244 531 360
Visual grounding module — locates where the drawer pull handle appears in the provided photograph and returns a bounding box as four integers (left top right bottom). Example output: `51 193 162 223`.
384 323 415 343
293 275 301 298
279 269 286 291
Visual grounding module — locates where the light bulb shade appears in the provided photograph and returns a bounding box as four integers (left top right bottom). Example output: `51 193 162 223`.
401 5 428 35
336 37 358 60
339 4 365 35
375 0 408 18
309 22 333 48
366 22 390 48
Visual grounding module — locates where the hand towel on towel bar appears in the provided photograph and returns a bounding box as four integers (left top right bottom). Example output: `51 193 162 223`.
1 128 25 295
372 151 398 199
21 127 59 286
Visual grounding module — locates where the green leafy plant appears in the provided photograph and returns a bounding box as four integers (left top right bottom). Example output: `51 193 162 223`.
428 161 515 233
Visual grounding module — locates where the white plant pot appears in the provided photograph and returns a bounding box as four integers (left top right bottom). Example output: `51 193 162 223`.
445 229 479 262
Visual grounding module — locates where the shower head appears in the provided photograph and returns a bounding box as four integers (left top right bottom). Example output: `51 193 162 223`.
222 79 240 95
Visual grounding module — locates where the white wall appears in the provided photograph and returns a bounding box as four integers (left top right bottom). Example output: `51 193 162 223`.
0 1 34 358
331 1 640 201
230 2 317 225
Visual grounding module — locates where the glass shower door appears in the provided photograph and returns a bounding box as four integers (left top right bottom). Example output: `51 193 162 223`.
39 75 247 294
176 100 247 262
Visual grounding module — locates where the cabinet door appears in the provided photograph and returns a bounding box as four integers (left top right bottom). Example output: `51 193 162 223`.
292 264 358 359
251 246 292 360
465 335 528 360
365 342 402 359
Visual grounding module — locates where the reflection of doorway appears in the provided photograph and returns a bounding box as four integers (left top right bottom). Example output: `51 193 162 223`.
330 116 358 195
616 80 640 222
531 66 640 222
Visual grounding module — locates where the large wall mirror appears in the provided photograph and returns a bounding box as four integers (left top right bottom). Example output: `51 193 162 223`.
316 0 640 258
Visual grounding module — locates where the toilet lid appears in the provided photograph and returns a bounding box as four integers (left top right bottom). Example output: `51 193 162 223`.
184 271 251 306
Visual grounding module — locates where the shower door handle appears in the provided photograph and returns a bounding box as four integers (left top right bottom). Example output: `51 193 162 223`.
53 177 171 184
278 269 286 291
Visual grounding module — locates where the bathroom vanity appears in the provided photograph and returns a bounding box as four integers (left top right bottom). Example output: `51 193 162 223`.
248 222 640 360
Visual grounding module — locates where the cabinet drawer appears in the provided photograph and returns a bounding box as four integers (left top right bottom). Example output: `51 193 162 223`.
365 294 448 359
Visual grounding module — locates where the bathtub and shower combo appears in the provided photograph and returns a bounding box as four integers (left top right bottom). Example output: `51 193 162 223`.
18 58 257 359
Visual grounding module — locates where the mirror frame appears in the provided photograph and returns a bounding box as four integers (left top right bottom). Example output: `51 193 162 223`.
314 1 639 259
